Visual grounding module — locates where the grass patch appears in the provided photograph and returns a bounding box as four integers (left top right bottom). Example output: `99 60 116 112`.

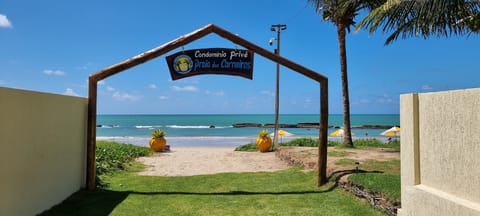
344 159 401 202
360 160 400 175
282 138 341 147
235 138 339 152
329 140 343 146
42 169 386 216
335 158 357 166
349 173 401 201
235 138 399 151
329 150 351 157
281 137 319 147
334 139 399 150
234 142 258 151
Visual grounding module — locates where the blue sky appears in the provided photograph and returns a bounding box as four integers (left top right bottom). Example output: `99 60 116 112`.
1 1 479 114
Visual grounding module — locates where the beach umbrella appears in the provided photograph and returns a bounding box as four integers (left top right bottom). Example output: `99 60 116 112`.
278 130 293 137
330 128 345 137
330 128 355 137
381 126 400 137
270 130 293 143
270 130 294 137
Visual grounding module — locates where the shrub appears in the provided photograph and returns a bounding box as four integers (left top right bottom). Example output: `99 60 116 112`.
281 138 318 147
354 138 400 150
96 141 152 176
280 138 339 147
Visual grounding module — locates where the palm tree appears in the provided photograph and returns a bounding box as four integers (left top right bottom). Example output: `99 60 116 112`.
307 0 384 146
356 0 480 45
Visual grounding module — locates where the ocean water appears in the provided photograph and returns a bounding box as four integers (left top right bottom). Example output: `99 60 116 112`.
97 114 399 147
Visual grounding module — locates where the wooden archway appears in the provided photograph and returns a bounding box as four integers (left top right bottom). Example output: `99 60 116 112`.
87 24 328 191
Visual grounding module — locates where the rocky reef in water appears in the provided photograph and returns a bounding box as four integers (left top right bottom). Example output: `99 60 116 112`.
232 123 394 129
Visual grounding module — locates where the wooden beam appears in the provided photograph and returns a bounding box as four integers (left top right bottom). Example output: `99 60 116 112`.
90 24 217 81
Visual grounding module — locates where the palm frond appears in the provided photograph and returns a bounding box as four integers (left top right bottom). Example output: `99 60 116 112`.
308 0 384 29
356 0 480 44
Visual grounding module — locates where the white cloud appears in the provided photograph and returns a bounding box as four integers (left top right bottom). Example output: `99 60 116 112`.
159 95 169 100
171 85 198 92
303 98 313 108
205 90 224 96
43 69 65 76
149 84 157 89
375 94 394 104
112 91 142 101
77 62 93 70
63 88 79 96
170 77 200 84
421 84 433 91
0 80 5 85
0 14 12 28
260 90 275 97
98 80 105 85
352 98 371 105
106 86 115 92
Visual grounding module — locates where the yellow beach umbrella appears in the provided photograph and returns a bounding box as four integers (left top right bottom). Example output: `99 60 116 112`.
278 130 293 137
381 126 400 137
270 130 293 143
330 128 355 137
330 128 345 137
270 130 294 137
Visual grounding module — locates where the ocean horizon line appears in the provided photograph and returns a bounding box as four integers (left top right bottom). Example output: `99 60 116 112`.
97 113 400 116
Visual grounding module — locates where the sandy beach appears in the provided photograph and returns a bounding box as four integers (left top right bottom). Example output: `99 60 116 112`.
136 146 290 176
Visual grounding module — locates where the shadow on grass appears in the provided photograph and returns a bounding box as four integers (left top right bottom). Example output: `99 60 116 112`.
41 189 338 215
119 189 330 196
39 189 129 216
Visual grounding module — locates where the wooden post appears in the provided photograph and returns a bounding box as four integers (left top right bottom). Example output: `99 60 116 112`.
318 80 329 186
86 77 97 191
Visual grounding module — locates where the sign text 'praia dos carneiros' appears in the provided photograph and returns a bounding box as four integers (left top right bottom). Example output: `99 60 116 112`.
166 48 254 80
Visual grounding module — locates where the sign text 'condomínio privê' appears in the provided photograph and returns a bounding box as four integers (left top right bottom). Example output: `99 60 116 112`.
166 48 254 80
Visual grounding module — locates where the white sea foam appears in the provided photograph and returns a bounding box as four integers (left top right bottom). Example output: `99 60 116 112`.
134 125 162 129
98 125 120 128
166 125 232 129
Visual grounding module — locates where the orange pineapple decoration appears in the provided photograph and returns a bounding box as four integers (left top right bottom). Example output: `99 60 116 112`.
256 130 272 152
149 129 167 152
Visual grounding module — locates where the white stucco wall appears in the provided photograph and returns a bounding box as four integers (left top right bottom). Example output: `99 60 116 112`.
0 87 87 216
398 88 480 216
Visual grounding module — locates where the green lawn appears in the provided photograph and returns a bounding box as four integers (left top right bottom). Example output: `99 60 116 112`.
41 167 386 216
349 173 401 200
348 160 401 201
40 141 396 215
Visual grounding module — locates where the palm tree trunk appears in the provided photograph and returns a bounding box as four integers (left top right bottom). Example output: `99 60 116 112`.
337 23 353 146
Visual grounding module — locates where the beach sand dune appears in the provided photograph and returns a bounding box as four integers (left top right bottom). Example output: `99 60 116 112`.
136 146 290 176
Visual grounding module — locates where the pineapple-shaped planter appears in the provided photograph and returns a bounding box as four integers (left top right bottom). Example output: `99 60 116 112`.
256 130 272 152
149 129 167 152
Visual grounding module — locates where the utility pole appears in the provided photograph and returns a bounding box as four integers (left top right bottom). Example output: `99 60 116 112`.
270 24 286 150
